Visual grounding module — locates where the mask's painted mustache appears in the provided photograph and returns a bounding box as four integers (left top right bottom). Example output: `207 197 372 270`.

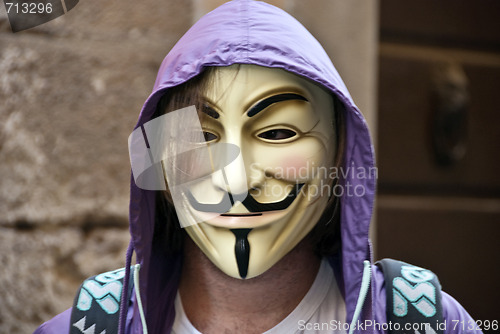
186 183 305 214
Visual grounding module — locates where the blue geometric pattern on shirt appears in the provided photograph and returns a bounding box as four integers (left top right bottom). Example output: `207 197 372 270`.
393 265 437 318
76 268 125 315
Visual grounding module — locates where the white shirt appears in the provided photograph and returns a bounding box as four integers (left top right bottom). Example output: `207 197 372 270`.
172 258 347 334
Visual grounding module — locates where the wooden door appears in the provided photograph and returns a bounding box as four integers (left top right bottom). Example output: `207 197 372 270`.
376 1 500 331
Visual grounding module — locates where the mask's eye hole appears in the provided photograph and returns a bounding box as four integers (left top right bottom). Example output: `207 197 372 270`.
203 131 218 142
258 129 297 141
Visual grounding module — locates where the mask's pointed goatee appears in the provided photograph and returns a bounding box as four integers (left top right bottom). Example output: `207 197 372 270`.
230 228 252 279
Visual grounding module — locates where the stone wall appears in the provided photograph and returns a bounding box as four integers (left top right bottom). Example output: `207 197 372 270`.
0 1 192 332
0 1 377 332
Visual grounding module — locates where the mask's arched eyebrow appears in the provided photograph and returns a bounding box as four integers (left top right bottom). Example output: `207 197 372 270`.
247 93 308 117
201 103 220 119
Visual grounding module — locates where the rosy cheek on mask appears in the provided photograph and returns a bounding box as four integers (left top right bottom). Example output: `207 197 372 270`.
254 140 327 184
270 156 314 184
280 156 309 176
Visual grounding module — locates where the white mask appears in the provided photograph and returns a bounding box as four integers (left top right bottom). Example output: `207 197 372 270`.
129 65 337 279
161 64 337 279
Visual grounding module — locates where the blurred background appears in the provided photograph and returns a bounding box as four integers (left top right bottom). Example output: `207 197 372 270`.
376 2 500 334
0 0 498 333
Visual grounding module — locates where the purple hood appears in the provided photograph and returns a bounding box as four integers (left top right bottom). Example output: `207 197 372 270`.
126 0 376 332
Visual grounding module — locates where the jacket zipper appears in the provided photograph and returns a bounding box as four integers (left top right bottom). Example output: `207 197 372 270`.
133 264 149 334
348 260 371 334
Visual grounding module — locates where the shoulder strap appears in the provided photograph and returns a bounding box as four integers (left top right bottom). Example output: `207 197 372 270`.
376 259 443 334
70 267 135 334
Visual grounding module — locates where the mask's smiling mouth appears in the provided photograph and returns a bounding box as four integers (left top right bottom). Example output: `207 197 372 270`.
186 183 305 228
221 213 262 217
186 183 305 213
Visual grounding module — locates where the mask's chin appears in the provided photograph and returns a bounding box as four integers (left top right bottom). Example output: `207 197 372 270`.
183 183 329 280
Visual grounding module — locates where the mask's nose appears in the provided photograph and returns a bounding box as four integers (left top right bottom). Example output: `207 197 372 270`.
210 133 267 199
211 150 248 196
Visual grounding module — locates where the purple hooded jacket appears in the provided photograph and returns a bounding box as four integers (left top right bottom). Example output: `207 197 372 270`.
35 1 480 333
